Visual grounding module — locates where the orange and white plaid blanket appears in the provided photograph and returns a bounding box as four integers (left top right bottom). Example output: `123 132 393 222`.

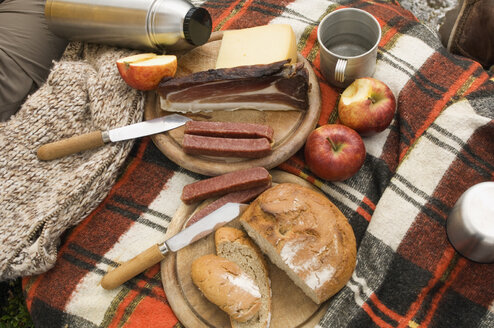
21 0 493 327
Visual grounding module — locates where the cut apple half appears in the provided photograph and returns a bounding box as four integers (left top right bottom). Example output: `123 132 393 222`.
337 77 396 136
117 53 157 65
116 54 177 91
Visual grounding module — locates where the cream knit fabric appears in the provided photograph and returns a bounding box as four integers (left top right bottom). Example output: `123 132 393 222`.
0 42 145 280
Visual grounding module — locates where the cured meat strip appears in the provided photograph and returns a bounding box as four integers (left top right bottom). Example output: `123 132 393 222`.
184 121 274 142
182 134 272 158
158 60 309 113
185 184 271 227
181 167 271 205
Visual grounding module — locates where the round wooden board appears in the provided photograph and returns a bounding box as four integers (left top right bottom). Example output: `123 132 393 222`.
161 171 329 328
144 34 321 176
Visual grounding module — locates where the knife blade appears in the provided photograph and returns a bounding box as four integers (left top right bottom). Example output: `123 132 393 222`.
37 114 191 160
100 202 249 290
164 202 249 252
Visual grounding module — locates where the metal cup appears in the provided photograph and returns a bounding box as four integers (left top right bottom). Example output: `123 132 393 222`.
446 181 494 263
317 8 381 88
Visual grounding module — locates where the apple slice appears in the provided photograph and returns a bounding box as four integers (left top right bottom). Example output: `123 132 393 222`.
116 54 177 91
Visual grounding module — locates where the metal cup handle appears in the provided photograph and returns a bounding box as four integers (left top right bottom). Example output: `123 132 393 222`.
335 59 347 83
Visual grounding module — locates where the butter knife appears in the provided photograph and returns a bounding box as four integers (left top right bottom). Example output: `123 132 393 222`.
37 114 191 160
100 202 249 290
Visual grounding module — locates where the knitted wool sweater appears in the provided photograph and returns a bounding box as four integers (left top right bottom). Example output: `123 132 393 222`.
0 42 145 280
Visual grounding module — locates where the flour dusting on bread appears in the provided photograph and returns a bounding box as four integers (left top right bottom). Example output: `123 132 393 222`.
224 272 261 298
239 183 357 304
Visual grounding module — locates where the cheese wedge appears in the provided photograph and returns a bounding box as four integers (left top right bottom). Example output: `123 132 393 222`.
215 24 298 69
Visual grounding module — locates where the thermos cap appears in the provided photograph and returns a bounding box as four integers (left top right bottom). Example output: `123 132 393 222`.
184 7 212 46
446 181 494 263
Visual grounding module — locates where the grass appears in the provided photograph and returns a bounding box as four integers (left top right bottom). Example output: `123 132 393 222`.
0 279 33 328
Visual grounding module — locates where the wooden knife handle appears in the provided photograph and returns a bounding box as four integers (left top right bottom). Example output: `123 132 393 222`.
37 131 105 160
100 244 166 290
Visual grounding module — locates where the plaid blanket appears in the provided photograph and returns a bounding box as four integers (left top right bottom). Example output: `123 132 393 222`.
23 0 493 327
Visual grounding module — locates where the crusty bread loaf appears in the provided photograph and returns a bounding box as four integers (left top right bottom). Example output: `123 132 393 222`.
191 254 261 322
239 183 356 304
215 227 271 328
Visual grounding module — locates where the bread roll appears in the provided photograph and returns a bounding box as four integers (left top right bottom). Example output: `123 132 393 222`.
191 254 261 322
239 183 357 304
215 227 271 328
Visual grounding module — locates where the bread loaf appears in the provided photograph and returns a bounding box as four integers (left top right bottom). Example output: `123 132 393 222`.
215 227 271 328
191 254 261 322
239 183 356 304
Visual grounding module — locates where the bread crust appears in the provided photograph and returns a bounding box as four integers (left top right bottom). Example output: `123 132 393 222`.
191 254 262 322
239 183 356 304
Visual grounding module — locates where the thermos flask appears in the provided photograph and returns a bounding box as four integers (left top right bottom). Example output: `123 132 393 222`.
44 0 212 51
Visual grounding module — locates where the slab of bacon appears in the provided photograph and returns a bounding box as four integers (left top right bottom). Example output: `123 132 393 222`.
157 60 309 113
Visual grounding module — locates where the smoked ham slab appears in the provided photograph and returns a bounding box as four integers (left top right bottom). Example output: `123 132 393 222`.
157 60 309 113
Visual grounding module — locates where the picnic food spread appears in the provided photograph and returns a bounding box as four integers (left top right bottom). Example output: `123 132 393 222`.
7 1 493 328
84 21 405 325
101 18 390 321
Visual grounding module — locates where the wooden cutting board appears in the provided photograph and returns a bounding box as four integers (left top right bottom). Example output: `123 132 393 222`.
144 32 321 176
161 170 329 328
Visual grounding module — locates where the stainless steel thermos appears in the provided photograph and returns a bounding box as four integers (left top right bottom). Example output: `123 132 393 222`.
44 0 212 51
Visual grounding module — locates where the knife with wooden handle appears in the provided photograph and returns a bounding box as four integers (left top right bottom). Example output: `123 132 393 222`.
37 114 191 160
100 202 249 290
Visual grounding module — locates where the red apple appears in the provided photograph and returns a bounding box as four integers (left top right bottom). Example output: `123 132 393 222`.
304 124 366 181
338 77 396 136
116 53 177 91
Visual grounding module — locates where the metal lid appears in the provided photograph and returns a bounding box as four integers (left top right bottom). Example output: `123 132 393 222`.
447 181 494 263
183 7 212 46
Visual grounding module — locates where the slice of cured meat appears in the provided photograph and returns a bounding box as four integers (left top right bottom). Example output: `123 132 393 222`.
158 60 309 113
184 121 274 142
185 184 271 227
181 167 271 205
182 134 272 158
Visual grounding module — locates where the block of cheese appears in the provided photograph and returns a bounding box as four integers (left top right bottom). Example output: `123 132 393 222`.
215 24 298 69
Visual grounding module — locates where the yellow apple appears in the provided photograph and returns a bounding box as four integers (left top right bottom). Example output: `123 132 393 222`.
116 54 177 91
